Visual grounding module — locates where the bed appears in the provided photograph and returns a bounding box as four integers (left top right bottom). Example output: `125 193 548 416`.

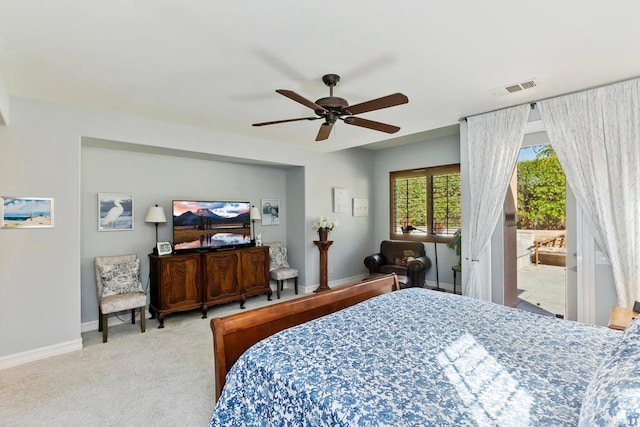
209 276 640 426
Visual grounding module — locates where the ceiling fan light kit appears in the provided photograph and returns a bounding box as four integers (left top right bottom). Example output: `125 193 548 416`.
253 74 409 141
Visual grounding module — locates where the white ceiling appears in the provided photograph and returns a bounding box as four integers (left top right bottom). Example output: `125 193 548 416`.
1 1 639 152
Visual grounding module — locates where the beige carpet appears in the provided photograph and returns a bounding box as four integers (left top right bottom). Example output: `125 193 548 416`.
1 286 305 427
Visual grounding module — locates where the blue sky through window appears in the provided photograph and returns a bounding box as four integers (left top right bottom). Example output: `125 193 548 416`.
518 145 547 162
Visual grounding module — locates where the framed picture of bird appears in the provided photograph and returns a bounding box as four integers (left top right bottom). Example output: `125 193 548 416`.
98 193 134 231
261 198 280 226
1 196 54 228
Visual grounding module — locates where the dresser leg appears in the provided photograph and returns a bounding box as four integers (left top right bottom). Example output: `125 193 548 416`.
158 313 165 329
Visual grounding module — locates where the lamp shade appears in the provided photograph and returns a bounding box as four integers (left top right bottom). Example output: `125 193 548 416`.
250 206 261 220
145 205 167 223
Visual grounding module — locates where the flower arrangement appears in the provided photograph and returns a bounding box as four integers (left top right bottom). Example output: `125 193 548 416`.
312 216 339 232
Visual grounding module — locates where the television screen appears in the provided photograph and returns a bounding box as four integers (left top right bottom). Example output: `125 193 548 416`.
172 200 251 251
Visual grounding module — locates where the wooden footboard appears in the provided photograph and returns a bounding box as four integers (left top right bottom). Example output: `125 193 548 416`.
211 273 398 400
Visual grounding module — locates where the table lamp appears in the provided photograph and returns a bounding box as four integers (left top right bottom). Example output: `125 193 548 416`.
250 205 261 244
145 204 167 251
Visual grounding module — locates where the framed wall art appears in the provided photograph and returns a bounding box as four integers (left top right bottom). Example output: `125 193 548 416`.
353 198 369 217
1 196 54 229
333 187 348 213
98 193 134 231
261 198 280 225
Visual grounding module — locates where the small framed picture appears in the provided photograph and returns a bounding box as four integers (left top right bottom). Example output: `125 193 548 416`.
261 198 280 226
157 241 172 256
333 188 348 213
1 196 54 229
353 198 369 217
98 193 134 231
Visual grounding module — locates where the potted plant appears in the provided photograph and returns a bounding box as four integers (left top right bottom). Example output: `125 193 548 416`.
447 228 462 266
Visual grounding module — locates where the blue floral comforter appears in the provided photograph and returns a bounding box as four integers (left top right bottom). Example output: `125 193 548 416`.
210 288 620 426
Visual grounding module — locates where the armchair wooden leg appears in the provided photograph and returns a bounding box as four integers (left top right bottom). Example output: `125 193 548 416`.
98 310 103 332
131 308 135 324
294 277 298 295
276 280 282 299
102 313 108 343
140 306 146 333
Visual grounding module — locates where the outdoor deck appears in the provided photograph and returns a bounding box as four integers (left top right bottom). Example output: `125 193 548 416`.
517 263 566 317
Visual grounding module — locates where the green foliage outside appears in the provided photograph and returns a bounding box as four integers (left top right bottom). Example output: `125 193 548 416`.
432 173 461 232
517 146 566 230
395 176 427 231
394 172 461 234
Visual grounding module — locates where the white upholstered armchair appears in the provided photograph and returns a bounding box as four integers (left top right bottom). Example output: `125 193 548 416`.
268 242 298 299
94 254 146 343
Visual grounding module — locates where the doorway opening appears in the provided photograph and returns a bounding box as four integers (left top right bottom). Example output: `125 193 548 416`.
514 144 567 317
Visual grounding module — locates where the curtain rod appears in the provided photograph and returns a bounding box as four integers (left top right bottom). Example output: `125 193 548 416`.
459 103 535 122
459 75 640 122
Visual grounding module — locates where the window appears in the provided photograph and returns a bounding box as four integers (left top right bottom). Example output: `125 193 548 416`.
390 165 461 242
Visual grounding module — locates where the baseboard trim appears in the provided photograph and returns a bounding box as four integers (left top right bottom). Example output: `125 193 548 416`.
0 338 82 370
425 280 456 292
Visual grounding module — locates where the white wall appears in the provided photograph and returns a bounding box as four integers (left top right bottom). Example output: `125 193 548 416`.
0 96 376 362
303 150 376 286
372 134 461 285
0 99 82 359
0 73 9 125
285 166 306 285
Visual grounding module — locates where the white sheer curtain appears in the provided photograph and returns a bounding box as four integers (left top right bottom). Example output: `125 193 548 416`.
464 105 530 300
538 78 640 308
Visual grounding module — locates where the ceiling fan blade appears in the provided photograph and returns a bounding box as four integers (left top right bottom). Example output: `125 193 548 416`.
253 117 319 126
276 89 328 112
345 93 408 115
316 123 334 141
343 116 401 134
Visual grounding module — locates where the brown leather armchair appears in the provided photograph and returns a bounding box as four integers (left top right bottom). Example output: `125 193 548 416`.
364 240 432 288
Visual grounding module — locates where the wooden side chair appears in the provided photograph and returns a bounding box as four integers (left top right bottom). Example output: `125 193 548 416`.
268 242 298 299
94 254 146 343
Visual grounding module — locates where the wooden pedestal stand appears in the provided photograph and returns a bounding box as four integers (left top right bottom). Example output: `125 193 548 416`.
314 240 333 292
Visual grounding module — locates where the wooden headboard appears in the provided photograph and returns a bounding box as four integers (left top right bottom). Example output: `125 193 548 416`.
210 274 398 400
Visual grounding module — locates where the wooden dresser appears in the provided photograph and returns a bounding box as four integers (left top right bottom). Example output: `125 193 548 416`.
149 246 272 328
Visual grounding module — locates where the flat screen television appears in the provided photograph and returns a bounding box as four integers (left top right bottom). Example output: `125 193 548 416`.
172 200 252 251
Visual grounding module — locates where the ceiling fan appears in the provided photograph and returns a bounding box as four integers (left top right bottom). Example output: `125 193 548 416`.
252 74 409 141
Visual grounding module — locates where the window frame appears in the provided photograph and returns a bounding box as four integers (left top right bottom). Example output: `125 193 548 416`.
389 164 461 244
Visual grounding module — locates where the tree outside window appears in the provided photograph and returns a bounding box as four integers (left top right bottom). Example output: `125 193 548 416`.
517 146 565 230
390 165 461 242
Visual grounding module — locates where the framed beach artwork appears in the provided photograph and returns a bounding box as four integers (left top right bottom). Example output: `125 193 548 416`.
1 197 54 229
261 198 280 226
98 193 134 231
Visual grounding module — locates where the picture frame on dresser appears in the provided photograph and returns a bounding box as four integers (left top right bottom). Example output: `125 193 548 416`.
156 241 172 256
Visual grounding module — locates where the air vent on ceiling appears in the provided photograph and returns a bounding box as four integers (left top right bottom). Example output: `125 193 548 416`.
492 78 540 96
